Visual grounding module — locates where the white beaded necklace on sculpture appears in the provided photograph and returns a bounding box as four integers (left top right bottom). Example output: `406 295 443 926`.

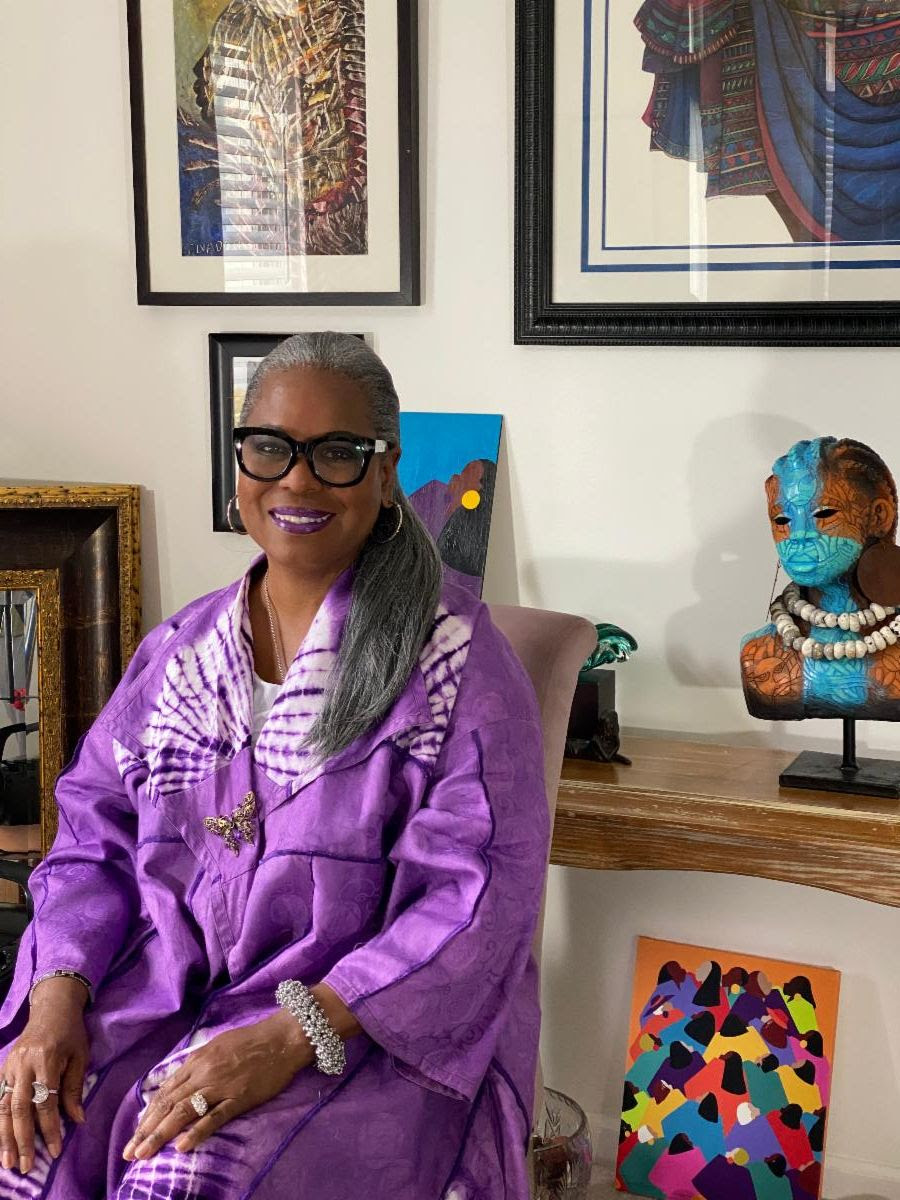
770 581 899 660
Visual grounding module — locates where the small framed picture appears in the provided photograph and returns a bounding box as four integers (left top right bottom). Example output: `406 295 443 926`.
127 1 419 305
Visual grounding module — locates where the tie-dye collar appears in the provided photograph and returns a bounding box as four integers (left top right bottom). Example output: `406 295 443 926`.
106 553 473 800
246 555 356 786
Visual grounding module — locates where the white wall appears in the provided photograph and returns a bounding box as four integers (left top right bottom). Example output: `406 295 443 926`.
2 3 898 1195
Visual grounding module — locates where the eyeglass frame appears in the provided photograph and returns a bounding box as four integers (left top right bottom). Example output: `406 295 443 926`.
233 426 392 487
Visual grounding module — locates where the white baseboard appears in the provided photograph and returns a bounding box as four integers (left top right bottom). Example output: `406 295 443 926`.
823 1151 900 1200
585 1110 900 1200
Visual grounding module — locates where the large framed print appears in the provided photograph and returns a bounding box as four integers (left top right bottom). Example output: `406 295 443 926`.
516 0 900 345
127 1 419 306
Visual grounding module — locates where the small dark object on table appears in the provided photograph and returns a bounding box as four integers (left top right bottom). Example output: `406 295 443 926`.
566 669 631 765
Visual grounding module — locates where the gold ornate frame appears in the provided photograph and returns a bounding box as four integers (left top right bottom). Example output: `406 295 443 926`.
0 571 63 855
0 485 141 855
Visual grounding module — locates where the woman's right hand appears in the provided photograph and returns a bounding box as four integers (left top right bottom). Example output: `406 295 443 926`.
0 978 90 1175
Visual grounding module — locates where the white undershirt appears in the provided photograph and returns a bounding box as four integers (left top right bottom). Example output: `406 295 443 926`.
251 671 282 745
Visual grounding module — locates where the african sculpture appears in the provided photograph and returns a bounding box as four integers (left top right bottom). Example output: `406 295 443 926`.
741 438 900 721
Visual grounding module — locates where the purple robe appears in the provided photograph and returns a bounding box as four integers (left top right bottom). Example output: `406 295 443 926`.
0 556 549 1199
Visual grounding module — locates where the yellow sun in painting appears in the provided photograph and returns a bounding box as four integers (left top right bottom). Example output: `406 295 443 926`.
461 490 481 510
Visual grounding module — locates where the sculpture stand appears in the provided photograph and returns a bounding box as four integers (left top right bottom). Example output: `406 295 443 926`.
780 719 900 799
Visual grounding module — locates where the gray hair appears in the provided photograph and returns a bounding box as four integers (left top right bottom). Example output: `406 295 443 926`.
241 332 443 761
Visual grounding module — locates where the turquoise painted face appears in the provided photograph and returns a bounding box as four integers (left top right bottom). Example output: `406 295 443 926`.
771 439 863 589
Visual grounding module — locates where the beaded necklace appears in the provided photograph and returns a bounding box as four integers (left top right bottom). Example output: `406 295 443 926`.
770 582 899 661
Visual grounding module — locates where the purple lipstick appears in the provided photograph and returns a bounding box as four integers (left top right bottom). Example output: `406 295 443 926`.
269 507 335 535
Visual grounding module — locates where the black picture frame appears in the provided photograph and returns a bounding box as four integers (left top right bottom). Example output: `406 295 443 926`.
514 0 900 347
127 1 420 307
210 333 366 532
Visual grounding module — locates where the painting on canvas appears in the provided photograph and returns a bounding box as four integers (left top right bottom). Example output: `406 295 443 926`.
399 413 503 598
617 936 840 1200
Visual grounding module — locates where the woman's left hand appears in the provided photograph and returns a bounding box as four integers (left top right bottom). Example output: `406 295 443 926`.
122 1012 313 1160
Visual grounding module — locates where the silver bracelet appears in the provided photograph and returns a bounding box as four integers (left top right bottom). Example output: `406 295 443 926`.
275 980 346 1076
29 969 93 1007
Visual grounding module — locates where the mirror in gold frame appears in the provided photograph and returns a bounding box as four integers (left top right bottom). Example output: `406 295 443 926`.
0 570 62 861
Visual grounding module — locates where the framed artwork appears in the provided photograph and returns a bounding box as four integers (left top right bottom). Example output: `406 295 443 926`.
516 0 900 345
126 1 419 306
617 936 840 1200
0 485 142 855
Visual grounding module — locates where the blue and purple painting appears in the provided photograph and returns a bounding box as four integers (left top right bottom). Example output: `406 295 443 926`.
399 413 503 598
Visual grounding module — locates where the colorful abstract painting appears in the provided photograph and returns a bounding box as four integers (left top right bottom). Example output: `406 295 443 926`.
398 413 503 598
173 0 368 259
616 937 840 1200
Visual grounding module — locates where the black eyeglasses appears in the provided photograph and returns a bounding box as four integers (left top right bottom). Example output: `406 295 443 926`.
233 427 390 487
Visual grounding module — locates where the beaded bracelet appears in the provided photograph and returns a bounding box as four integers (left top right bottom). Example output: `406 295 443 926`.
275 980 346 1076
29 969 93 1007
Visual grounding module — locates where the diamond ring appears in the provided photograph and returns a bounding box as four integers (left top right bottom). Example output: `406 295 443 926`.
31 1082 59 1105
0 1079 11 1101
189 1091 209 1117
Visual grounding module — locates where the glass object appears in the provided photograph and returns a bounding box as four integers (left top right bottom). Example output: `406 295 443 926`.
0 590 40 826
531 1088 593 1200
233 427 389 487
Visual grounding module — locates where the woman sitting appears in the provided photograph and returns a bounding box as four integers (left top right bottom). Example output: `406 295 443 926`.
0 333 550 1199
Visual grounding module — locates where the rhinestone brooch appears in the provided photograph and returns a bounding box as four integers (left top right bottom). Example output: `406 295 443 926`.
203 791 257 855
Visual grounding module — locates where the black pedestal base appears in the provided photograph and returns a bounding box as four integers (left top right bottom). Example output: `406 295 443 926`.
780 750 900 799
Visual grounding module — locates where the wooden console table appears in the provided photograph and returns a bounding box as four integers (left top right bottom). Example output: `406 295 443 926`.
552 737 900 908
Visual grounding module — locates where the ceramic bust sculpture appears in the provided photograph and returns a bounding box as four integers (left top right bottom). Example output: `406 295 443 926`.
741 437 900 722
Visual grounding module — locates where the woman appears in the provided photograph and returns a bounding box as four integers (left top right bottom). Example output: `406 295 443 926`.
0 333 550 1198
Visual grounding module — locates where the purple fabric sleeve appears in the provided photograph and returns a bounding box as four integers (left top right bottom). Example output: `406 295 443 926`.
321 713 550 1103
27 722 141 992
20 618 180 999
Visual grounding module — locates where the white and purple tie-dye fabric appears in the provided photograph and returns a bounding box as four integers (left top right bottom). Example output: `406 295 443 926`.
130 571 473 797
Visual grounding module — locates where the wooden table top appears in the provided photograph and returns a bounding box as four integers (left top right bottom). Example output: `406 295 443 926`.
553 737 900 907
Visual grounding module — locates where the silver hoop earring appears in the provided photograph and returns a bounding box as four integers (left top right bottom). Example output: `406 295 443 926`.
227 495 247 535
373 501 403 545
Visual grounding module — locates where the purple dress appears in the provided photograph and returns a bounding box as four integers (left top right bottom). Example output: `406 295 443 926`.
0 556 549 1199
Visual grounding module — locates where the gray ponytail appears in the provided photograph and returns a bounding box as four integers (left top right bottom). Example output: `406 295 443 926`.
241 332 443 760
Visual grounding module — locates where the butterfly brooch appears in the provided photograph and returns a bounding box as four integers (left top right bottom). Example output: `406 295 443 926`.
203 791 257 856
